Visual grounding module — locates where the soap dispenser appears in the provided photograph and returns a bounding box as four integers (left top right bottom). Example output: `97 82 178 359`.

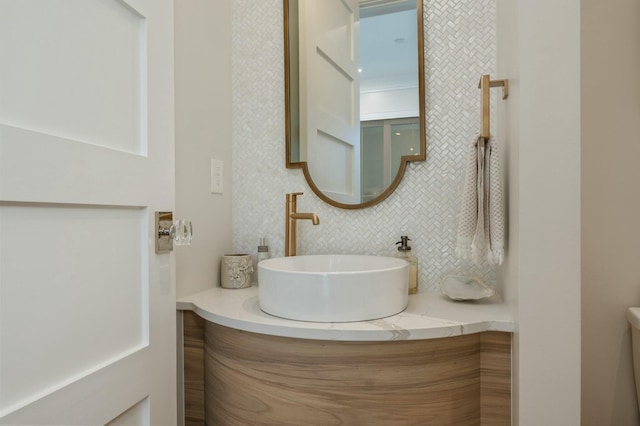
396 236 418 294
255 237 270 284
257 237 270 263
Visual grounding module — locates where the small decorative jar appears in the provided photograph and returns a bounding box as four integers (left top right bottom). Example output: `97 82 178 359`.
221 254 254 289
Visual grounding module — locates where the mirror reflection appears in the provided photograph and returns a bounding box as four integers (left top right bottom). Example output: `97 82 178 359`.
285 0 425 208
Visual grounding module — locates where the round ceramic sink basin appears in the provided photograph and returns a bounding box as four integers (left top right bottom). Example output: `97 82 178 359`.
257 255 409 322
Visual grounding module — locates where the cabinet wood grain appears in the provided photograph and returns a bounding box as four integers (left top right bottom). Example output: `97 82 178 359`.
480 331 512 425
195 322 511 425
183 311 205 426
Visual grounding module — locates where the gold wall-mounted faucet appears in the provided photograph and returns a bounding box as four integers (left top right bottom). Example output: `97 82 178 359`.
285 192 319 257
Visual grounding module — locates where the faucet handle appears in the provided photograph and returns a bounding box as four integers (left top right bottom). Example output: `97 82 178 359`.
286 192 304 202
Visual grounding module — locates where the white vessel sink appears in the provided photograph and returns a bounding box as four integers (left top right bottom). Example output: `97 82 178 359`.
258 255 409 322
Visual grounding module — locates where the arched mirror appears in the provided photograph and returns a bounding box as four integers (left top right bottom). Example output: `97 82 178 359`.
285 0 425 209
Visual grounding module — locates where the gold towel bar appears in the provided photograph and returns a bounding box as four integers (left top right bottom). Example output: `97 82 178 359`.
478 75 509 140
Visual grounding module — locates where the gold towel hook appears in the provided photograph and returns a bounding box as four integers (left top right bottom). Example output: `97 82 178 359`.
478 75 509 140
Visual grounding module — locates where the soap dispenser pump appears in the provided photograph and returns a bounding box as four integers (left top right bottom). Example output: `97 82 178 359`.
396 236 418 294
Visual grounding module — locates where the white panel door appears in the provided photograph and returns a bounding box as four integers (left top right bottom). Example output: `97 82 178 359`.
0 0 175 424
300 0 360 204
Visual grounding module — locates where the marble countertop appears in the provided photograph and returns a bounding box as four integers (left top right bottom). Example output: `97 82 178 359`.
177 286 514 341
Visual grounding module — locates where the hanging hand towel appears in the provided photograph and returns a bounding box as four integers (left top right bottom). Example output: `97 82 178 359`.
486 138 505 264
455 136 505 265
455 138 481 261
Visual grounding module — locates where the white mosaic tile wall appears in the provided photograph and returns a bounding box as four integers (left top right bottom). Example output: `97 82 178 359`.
231 0 499 291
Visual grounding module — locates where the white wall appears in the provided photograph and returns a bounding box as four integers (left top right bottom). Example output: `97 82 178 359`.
360 86 419 121
174 0 233 298
498 0 582 424
581 0 640 423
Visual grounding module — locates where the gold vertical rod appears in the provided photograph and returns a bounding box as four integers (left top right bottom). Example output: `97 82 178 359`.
285 192 301 257
478 75 509 140
480 74 491 140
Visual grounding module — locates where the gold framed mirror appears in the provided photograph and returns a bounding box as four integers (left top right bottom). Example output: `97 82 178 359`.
285 0 425 209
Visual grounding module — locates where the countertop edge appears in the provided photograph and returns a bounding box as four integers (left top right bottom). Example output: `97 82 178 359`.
177 287 514 341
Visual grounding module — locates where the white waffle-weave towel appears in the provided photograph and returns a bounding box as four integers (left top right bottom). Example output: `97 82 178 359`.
455 136 505 265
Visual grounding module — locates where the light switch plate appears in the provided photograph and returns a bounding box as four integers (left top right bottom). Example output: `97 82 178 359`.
211 158 223 193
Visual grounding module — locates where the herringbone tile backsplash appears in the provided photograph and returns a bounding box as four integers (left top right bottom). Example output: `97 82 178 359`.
231 0 499 292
